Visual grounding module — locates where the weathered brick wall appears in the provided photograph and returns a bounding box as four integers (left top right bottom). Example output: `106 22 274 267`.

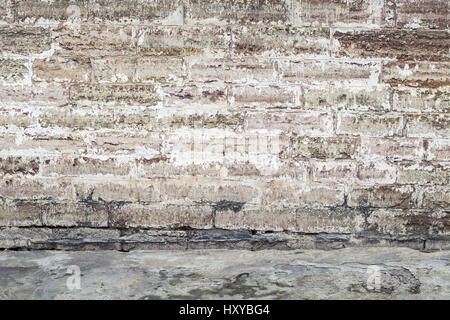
0 0 449 249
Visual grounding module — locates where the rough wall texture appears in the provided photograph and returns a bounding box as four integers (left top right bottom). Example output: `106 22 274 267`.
0 0 448 250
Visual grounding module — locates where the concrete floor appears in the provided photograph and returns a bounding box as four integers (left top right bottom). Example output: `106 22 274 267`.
0 247 449 299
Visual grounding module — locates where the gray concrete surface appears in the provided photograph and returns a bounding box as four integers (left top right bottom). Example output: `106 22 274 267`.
0 247 449 299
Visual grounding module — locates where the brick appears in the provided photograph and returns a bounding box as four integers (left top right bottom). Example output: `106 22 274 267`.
137 26 230 56
88 131 161 155
40 104 243 131
0 85 68 107
367 209 449 235
160 129 287 174
0 177 75 201
360 137 425 161
262 158 307 179
291 136 360 160
392 87 450 113
185 0 291 25
292 0 391 27
70 84 160 106
334 30 449 61
296 207 366 233
337 113 404 137
41 156 131 176
0 107 36 128
73 178 160 202
8 135 86 158
92 58 135 83
110 203 212 229
406 114 450 139
0 59 29 84
0 134 15 149
53 25 136 57
166 112 245 130
381 61 450 88
160 177 260 204
0 156 39 176
188 58 276 83
304 87 390 111
422 186 450 209
356 161 397 185
348 185 416 208
41 201 108 227
383 1 397 27
303 87 390 111
163 84 228 109
229 85 296 109
39 104 116 129
428 139 450 161
16 0 89 24
397 162 450 185
246 111 333 136
262 181 344 207
275 161 315 180
134 58 185 83
33 56 91 83
138 162 220 179
312 160 357 182
0 199 42 227
215 205 297 232
232 26 330 57
395 0 448 29
0 26 51 55
280 59 379 85
312 160 397 185
90 0 183 25
93 57 184 83
0 135 87 155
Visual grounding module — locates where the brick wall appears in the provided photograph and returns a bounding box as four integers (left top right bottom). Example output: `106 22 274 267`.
0 0 448 249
